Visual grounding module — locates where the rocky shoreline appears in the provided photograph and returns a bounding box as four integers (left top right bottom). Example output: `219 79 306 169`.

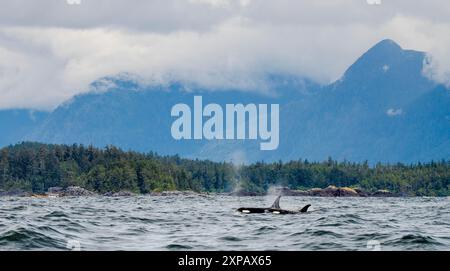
0 186 211 198
1 185 398 198
280 186 396 197
231 186 397 197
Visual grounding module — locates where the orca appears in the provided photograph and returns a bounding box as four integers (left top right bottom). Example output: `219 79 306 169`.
237 195 311 214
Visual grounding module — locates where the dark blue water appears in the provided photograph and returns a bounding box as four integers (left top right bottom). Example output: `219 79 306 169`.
0 195 449 250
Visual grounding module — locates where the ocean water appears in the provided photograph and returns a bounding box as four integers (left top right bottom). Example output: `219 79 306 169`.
0 195 449 251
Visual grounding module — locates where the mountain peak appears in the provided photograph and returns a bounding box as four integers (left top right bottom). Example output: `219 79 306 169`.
330 38 434 110
360 39 405 63
340 39 426 84
369 39 402 52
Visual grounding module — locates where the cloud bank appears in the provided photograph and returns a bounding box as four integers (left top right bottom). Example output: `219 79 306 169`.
0 0 450 109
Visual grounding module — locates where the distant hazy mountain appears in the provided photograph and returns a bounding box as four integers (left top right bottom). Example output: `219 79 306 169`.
0 109 49 147
197 39 448 163
1 39 448 164
25 74 316 159
273 39 441 163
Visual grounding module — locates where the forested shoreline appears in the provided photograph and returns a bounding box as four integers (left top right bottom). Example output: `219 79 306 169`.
0 142 449 196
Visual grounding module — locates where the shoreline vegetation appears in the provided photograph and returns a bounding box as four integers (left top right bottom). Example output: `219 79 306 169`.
0 185 396 198
0 142 449 197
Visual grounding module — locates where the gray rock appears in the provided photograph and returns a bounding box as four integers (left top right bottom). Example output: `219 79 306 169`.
271 186 395 197
62 186 96 197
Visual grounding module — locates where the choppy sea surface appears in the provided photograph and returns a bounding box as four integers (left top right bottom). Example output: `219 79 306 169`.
0 195 449 251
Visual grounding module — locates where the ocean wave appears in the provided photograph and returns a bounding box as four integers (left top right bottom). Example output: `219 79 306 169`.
166 243 193 250
0 227 66 250
1 196 449 250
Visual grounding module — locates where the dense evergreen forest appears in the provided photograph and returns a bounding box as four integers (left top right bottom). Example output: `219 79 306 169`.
0 142 449 196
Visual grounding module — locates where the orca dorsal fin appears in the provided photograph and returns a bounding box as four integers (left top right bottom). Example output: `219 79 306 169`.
299 204 311 213
270 195 281 209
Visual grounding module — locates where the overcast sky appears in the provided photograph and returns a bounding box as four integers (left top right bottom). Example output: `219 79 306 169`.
0 0 450 110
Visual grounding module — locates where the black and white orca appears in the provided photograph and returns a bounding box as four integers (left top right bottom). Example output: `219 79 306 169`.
237 195 311 214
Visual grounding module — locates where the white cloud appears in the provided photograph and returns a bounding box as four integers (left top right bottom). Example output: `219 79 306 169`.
386 108 403 117
0 0 450 109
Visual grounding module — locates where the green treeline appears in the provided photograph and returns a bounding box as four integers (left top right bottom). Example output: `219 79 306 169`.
0 142 449 196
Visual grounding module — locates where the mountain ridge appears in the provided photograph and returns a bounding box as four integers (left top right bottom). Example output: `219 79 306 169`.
0 39 448 164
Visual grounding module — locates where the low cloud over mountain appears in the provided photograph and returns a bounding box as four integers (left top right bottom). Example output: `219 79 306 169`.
1 1 450 109
1 39 447 164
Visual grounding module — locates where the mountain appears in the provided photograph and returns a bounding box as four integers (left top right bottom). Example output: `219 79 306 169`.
387 85 450 162
0 109 49 147
272 39 440 163
337 39 432 107
25 74 317 159
197 39 446 163
1 39 448 164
